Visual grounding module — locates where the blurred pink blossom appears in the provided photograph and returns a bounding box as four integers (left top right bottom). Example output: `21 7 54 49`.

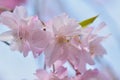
81 22 107 57
35 68 110 80
0 0 26 13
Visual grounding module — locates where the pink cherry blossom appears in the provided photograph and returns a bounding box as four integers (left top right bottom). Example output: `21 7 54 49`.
44 14 94 73
80 22 107 57
35 68 110 80
89 36 107 57
0 0 26 13
0 6 50 57
88 22 107 57
35 65 81 80
73 22 107 57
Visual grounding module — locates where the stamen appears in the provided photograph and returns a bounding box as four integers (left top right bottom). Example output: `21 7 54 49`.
56 36 67 44
43 28 46 31
90 46 95 55
20 37 23 40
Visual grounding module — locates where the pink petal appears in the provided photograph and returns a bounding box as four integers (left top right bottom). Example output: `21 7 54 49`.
0 11 18 29
51 13 81 36
22 41 30 57
35 69 49 80
81 69 110 80
0 31 14 41
44 41 63 67
0 0 26 11
13 6 28 19
89 37 106 56
55 66 68 79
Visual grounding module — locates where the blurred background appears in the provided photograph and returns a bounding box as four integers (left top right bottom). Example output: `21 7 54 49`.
0 0 120 80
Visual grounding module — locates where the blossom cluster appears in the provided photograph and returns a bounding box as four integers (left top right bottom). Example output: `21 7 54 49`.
0 6 109 80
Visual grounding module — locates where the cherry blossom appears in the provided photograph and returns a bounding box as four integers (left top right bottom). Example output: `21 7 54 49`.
0 6 50 57
35 68 109 80
35 64 81 80
44 14 94 73
0 6 111 80
73 22 107 57
88 22 107 57
80 22 107 57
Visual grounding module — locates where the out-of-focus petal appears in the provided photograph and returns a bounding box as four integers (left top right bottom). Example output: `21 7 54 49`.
0 11 18 29
89 36 106 56
0 0 26 12
13 6 28 19
35 69 49 80
0 31 14 41
81 69 111 80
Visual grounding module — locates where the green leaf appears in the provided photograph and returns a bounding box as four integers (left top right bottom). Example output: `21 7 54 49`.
79 15 98 28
